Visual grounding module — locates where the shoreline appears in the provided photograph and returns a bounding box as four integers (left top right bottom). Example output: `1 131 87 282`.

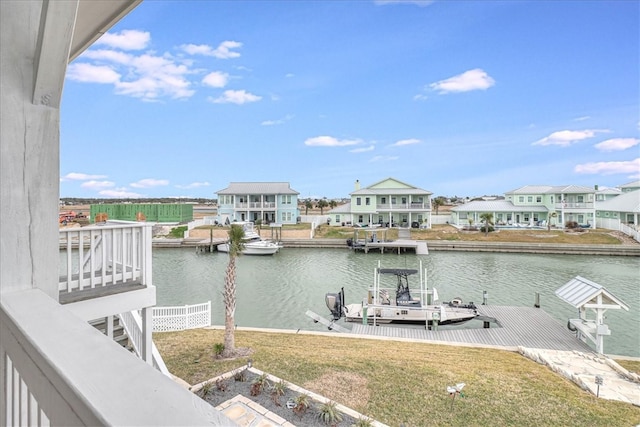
157 237 640 256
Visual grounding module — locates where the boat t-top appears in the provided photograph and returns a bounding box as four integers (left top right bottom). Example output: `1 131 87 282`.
325 260 478 326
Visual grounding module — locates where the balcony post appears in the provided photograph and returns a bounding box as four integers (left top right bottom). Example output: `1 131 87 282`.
141 306 153 365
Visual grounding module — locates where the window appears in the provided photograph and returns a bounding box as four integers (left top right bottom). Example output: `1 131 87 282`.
536 196 542 203
401 197 407 204
518 196 524 203
281 195 291 205
356 197 361 206
378 215 383 223
336 215 340 222
524 214 530 222
577 195 584 203
381 197 386 204
365 197 370 206
550 196 554 203
358 215 364 223
391 197 396 204
527 196 533 203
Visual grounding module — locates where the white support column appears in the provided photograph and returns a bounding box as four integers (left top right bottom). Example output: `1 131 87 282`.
141 307 153 365
106 315 114 339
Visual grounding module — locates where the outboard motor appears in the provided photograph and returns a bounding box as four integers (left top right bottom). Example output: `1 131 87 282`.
325 288 345 321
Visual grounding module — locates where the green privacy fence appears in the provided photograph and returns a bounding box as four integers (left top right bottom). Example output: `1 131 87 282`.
90 203 193 223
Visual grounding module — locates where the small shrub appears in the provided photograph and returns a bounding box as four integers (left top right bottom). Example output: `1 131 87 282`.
197 380 214 398
213 343 225 356
565 221 579 229
233 369 247 382
293 393 310 419
250 373 270 396
168 225 188 238
351 417 373 427
270 380 288 406
215 378 228 392
316 401 343 426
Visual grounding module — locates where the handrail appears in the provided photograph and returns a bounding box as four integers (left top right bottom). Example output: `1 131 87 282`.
0 289 232 426
119 311 171 377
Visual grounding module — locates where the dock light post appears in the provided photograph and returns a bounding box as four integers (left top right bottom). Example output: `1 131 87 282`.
482 291 488 305
595 375 603 398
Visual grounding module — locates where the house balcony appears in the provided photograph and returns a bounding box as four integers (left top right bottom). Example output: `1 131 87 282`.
234 202 276 209
1 221 233 425
58 222 155 320
376 202 430 211
555 202 594 210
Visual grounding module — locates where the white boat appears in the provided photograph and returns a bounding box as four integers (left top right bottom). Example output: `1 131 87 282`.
217 222 281 256
325 260 478 326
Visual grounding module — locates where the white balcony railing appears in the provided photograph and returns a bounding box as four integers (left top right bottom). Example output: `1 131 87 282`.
0 289 232 426
376 202 429 210
59 222 152 295
556 202 594 209
234 202 276 209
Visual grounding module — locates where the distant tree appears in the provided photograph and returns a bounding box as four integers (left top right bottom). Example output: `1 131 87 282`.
329 200 337 209
479 212 494 236
304 199 313 215
222 224 245 357
432 197 446 215
316 199 329 215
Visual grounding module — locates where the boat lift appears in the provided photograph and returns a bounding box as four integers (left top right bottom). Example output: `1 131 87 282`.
555 276 629 354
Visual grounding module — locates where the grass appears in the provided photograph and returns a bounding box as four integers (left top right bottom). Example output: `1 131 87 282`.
314 224 625 245
154 329 640 427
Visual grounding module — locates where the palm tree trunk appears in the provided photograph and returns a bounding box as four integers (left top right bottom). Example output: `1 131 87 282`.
223 256 236 356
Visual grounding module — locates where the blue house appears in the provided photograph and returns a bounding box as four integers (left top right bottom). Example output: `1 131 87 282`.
216 182 300 224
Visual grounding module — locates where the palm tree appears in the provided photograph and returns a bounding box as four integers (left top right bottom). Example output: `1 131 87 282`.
432 196 446 215
316 198 329 215
222 224 245 357
479 212 494 236
304 199 313 215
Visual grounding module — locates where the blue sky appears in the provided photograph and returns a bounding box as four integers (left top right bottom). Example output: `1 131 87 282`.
60 0 639 200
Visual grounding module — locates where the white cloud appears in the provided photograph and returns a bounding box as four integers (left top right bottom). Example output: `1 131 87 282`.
96 30 151 51
210 90 261 104
285 73 295 78
374 0 434 6
61 172 108 181
429 68 495 94
66 63 121 84
594 138 640 152
573 116 591 122
390 138 421 147
574 158 640 175
532 129 604 147
98 188 144 198
370 155 399 162
304 136 361 147
130 178 169 188
81 180 115 189
350 145 375 153
261 114 293 126
180 41 242 59
202 71 229 88
413 93 428 101
175 182 211 189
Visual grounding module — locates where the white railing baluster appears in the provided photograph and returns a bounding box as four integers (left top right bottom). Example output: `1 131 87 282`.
66 235 72 293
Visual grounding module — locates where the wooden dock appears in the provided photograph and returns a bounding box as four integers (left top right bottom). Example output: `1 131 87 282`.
351 305 593 352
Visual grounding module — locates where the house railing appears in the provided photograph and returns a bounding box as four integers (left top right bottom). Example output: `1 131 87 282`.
59 222 152 294
152 301 211 332
234 202 276 209
376 202 428 210
556 202 594 209
0 289 231 426
620 223 640 243
118 310 171 377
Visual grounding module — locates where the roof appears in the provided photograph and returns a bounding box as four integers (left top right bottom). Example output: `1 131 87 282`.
328 202 352 213
555 276 629 310
351 177 432 196
71 1 143 62
619 180 640 189
596 187 622 195
216 182 299 195
595 189 640 213
506 185 596 195
451 200 548 212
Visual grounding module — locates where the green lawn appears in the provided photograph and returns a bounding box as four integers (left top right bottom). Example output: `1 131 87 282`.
155 329 640 427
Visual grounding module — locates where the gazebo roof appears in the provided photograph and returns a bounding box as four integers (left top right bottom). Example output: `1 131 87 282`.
555 276 629 310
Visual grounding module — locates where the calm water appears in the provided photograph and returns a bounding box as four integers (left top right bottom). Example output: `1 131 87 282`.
152 247 640 357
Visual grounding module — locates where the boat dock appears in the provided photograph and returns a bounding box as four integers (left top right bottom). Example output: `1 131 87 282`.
349 227 429 254
351 305 593 352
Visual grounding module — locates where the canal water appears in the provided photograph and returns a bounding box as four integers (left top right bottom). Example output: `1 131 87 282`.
152 247 640 357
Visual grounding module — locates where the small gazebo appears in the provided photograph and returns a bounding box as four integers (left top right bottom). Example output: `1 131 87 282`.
555 276 629 354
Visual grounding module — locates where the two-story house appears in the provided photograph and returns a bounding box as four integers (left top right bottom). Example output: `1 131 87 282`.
450 185 597 228
216 182 300 224
328 178 433 228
